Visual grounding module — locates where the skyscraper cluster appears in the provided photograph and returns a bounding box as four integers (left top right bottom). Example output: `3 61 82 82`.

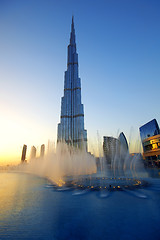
21 144 45 163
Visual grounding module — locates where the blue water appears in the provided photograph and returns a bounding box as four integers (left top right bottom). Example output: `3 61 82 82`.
0 172 160 240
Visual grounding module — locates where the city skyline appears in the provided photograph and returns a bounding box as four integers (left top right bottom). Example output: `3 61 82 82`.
0 0 160 164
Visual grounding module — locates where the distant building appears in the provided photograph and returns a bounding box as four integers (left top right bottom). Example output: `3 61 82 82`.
30 146 36 159
118 132 129 153
21 144 27 163
139 119 160 167
103 136 120 164
40 144 45 157
103 132 129 166
118 132 129 163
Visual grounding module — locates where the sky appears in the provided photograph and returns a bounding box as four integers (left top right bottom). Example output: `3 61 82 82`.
0 0 160 164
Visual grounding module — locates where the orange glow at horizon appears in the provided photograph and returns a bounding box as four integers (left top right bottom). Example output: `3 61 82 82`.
0 102 142 165
0 104 56 165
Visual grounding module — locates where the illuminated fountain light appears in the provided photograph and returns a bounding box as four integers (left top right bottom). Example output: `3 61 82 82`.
52 177 149 191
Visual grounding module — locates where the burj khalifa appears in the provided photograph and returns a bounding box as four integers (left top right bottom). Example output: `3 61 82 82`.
57 17 87 150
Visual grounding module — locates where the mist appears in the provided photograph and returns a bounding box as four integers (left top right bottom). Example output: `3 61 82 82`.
16 142 97 185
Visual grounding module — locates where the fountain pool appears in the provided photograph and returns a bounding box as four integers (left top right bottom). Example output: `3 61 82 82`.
0 170 160 240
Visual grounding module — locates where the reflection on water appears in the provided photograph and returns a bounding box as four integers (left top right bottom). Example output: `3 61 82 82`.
0 172 160 240
0 173 42 218
0 173 50 240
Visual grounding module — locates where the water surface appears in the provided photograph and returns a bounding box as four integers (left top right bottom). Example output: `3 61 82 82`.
0 172 160 240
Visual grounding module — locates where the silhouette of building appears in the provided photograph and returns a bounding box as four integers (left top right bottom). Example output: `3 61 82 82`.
21 144 27 163
139 119 160 167
57 17 87 150
118 132 129 152
30 146 36 159
118 132 129 161
40 144 45 157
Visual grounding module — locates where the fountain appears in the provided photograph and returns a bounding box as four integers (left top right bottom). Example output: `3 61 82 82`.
39 132 148 194
54 151 149 193
16 139 155 197
17 138 149 195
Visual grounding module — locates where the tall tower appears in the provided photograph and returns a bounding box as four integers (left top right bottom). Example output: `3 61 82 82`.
21 144 27 163
30 146 36 159
57 17 87 150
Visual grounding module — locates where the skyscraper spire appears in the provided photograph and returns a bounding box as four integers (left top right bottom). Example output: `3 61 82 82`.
57 17 87 150
72 15 74 30
70 15 76 45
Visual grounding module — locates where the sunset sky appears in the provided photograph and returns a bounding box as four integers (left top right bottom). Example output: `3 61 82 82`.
0 0 160 164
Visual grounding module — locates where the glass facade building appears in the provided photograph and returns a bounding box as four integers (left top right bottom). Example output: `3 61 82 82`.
57 17 87 150
103 132 129 165
103 136 120 164
139 119 160 167
141 134 160 167
139 119 160 142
